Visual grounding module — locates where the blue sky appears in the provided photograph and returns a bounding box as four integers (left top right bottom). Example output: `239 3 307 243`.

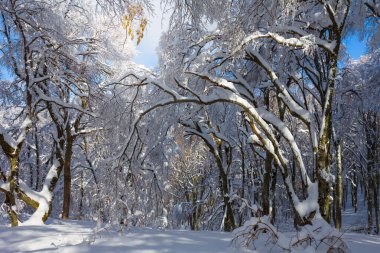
134 31 368 68
132 0 167 69
0 0 368 76
343 33 367 59
133 1 368 69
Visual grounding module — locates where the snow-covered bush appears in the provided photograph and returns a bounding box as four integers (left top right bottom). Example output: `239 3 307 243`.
233 216 351 253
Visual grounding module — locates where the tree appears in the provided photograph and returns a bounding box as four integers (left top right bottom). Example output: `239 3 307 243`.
341 50 380 233
181 113 237 231
112 0 375 250
154 0 350 226
0 0 139 225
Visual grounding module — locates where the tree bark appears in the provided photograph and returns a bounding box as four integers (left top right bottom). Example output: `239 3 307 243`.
270 166 277 224
61 134 74 220
352 167 358 212
333 140 342 230
8 155 20 226
374 174 379 234
368 177 373 233
262 152 272 216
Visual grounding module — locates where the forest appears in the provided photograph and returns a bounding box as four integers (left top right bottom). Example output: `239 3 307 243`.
0 0 379 252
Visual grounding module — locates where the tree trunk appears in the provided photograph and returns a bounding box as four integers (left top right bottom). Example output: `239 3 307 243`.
239 144 246 226
200 130 235 231
317 28 342 224
0 133 23 226
61 134 74 220
34 124 41 191
364 111 379 233
219 168 235 231
8 155 20 226
4 190 18 227
352 167 358 212
270 166 277 224
368 177 373 233
317 127 332 223
333 140 342 230
374 174 379 234
262 152 272 216
77 171 84 220
262 89 272 217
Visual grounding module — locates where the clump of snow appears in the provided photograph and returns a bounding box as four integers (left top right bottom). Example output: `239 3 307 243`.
293 182 319 219
0 125 18 150
320 169 336 185
20 160 60 226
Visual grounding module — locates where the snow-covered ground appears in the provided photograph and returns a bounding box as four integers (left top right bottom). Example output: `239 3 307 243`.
0 220 237 253
0 219 379 253
342 206 368 233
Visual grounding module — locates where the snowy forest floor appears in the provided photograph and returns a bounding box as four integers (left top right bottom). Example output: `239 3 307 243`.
0 218 380 253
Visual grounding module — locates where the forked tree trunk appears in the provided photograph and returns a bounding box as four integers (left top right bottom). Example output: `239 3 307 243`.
219 164 235 231
212 139 235 231
183 120 236 231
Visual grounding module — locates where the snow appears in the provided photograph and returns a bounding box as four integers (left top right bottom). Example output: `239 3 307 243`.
15 117 32 148
0 182 10 192
345 233 380 253
0 218 379 253
20 160 60 226
276 26 337 54
247 49 311 123
292 181 320 219
320 169 336 184
33 87 96 117
233 215 380 253
0 124 18 150
256 107 311 186
247 134 260 145
0 220 239 253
